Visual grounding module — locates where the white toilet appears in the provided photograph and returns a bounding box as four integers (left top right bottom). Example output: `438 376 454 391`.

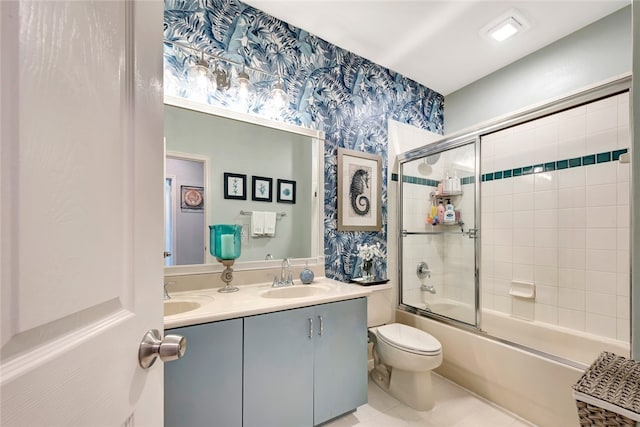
367 287 443 411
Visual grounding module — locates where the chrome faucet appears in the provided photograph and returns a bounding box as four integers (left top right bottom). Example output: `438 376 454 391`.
417 261 435 294
420 284 437 294
164 282 172 300
272 257 294 287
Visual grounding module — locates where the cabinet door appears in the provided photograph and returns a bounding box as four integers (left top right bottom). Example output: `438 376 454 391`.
165 319 243 427
244 307 315 427
314 298 368 425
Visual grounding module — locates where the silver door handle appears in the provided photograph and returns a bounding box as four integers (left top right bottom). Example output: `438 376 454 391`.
308 318 313 339
138 329 186 369
318 315 324 336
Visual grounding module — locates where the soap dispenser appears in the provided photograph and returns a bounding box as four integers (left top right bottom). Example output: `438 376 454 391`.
444 199 456 224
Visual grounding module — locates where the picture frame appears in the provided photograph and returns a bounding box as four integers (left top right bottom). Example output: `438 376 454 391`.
337 148 382 231
251 176 273 202
223 172 247 200
277 179 296 204
180 185 205 211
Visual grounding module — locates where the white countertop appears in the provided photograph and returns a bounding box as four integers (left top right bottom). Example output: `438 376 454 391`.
164 277 387 329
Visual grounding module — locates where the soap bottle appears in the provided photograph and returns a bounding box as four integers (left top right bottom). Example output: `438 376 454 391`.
443 174 451 194
444 199 456 224
299 261 314 284
452 172 461 193
437 199 445 224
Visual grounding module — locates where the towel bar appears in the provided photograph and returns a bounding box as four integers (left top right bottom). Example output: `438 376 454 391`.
240 210 286 218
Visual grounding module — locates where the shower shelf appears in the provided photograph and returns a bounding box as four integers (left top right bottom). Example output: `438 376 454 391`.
402 230 466 236
431 191 463 197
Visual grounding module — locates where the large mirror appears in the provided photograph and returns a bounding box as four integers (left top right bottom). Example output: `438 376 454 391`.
164 96 324 275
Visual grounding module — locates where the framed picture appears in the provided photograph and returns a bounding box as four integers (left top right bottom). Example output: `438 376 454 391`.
180 185 204 211
223 172 247 200
337 148 382 231
251 176 273 202
277 179 296 204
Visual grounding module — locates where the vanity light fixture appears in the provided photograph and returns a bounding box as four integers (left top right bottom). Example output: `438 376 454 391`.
482 10 529 43
213 62 231 91
166 40 287 104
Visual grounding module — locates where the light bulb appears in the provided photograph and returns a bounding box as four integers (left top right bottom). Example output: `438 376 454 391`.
187 56 212 92
271 80 287 110
237 67 250 99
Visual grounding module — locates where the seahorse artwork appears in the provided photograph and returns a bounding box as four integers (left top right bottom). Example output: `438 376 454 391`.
350 168 370 216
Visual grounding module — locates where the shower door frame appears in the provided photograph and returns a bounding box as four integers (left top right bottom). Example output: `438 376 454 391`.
396 74 632 343
397 135 481 330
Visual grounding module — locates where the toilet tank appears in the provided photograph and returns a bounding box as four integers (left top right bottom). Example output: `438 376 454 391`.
367 286 393 327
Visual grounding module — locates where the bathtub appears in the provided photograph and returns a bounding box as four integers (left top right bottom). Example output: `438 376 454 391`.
396 304 630 427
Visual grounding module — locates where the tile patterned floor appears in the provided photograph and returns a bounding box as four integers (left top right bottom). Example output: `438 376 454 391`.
324 374 534 427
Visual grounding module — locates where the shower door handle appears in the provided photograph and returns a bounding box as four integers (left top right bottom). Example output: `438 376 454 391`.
466 228 478 239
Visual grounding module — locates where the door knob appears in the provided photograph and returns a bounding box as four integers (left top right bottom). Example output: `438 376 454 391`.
138 329 186 369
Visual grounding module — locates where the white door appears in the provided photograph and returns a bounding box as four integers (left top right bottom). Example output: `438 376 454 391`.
1 1 165 426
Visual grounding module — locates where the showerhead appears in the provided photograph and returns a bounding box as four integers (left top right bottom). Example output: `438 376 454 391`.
417 153 440 175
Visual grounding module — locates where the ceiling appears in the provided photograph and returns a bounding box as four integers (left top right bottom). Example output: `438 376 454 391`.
242 0 630 96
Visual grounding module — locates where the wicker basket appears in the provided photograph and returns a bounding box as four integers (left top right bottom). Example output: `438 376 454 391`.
573 351 640 426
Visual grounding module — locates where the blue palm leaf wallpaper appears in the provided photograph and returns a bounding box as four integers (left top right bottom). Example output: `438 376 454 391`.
164 0 444 281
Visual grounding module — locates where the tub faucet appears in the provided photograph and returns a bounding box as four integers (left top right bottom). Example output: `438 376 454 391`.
420 284 436 294
164 282 172 300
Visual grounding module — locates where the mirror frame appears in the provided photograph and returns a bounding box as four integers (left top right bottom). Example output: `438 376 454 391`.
163 95 326 276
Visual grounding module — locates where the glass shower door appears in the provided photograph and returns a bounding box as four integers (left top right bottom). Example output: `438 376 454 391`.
399 140 478 327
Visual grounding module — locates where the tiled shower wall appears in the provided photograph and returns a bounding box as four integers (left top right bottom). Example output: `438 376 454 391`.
401 162 476 313
481 92 630 341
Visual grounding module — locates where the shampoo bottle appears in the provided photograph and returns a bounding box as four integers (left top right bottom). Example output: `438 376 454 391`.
437 200 445 223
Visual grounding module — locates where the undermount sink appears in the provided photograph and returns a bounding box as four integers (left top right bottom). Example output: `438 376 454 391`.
164 294 216 316
261 285 329 299
164 300 201 316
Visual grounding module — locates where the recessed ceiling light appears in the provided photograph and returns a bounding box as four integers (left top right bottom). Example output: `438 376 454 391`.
490 17 522 41
481 10 529 43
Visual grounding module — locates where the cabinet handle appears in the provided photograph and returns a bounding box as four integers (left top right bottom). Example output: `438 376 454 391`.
318 315 324 336
308 318 313 339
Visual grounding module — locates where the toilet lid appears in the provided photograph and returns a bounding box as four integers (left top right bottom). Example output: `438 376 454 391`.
376 324 441 355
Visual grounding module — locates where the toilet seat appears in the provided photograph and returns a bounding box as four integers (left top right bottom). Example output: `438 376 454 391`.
376 324 441 356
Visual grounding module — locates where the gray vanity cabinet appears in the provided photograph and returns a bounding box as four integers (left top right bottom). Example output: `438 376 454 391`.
313 298 368 425
243 297 368 427
164 318 243 427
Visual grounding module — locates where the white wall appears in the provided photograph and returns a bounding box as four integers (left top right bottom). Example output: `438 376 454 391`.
445 6 632 134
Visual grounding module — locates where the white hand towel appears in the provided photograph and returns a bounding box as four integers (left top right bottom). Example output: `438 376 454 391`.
263 211 277 236
251 211 265 236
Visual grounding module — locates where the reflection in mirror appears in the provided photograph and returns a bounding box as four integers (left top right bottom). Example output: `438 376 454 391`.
164 96 323 274
165 153 208 266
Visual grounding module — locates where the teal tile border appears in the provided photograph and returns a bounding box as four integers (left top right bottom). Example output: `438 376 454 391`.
613 149 627 161
398 148 627 187
481 148 627 183
597 152 611 163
